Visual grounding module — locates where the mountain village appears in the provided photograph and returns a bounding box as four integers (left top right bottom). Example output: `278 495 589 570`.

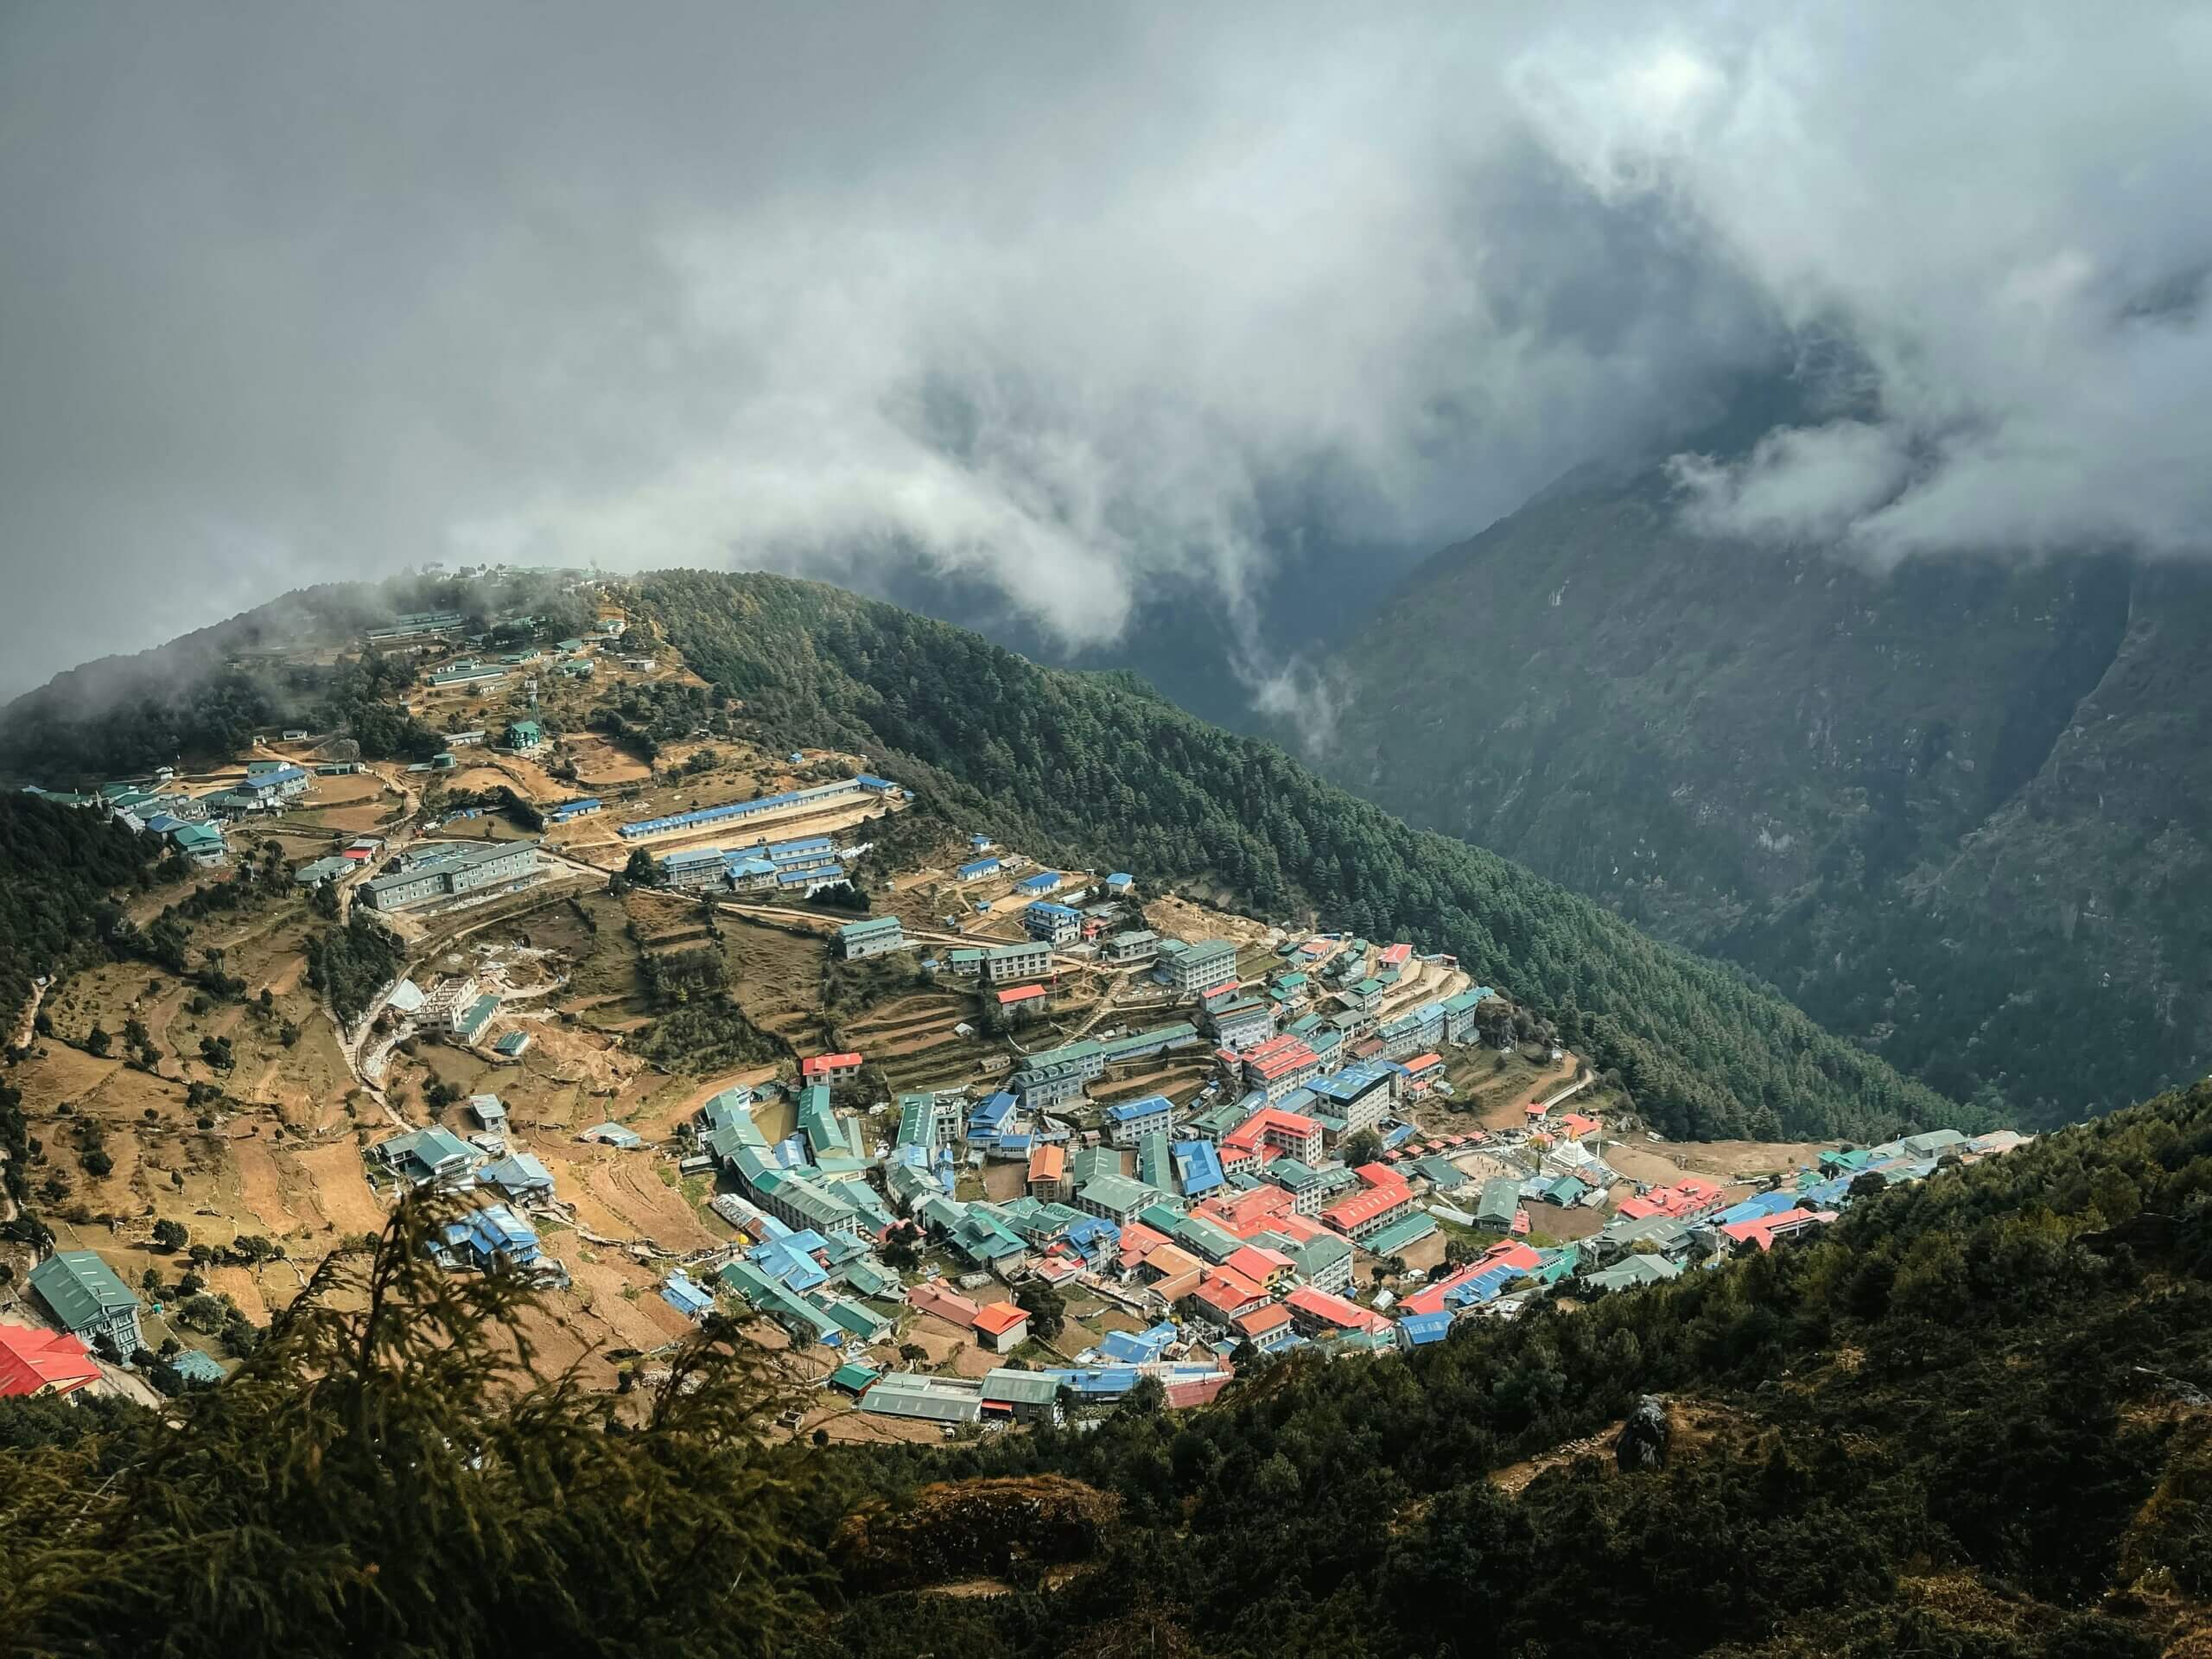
0 599 2027 1433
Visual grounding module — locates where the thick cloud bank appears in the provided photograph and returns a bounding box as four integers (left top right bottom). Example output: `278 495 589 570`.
3 3 2207 691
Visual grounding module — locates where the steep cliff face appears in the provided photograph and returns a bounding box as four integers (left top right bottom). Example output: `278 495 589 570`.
1316 465 2211 1124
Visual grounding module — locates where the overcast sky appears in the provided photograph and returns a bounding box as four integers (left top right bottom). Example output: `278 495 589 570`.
3 3 2210 698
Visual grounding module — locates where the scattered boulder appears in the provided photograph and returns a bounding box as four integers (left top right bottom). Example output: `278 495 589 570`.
1616 1395 1671 1471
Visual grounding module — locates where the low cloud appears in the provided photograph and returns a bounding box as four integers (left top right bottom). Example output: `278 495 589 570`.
1670 422 1915 547
3 3 2210 696
1517 8 2212 561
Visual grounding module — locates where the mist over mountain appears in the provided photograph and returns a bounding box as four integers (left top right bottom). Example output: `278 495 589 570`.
1303 454 2212 1127
12 4 2212 712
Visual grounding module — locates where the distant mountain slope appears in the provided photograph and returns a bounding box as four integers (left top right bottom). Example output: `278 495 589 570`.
636 569 1971 1144
1314 463 2212 1126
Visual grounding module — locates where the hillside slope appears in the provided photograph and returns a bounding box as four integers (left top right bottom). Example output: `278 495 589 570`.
635 569 1967 1145
820 1077 2212 1659
1315 463 2212 1126
10 1076 2212 1657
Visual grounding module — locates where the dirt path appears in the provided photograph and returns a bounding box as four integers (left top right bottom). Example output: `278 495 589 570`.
10 979 46 1052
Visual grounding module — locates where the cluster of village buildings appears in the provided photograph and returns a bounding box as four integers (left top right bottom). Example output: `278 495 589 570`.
333 818 2031 1429
3 752 2031 1418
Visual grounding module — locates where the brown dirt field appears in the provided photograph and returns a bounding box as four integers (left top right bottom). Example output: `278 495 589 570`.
981 1160 1027 1202
441 765 521 795
804 1403 950 1446
1143 895 1272 948
561 734 654 788
1391 1231 1450 1275
555 1155 719 1252
904 1317 973 1366
947 1342 1001 1379
289 1142 389 1234
550 1249 692 1349
307 801 408 836
201 1264 286 1327
294 772 391 816
1618 1136 1839 1185
10 1043 124 1111
229 1136 301 1237
1523 1200 1605 1242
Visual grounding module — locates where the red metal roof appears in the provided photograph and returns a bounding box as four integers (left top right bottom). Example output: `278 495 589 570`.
1192 1268 1267 1316
1241 1033 1320 1082
1223 1106 1321 1155
1224 1244 1294 1283
802 1052 863 1076
1322 1179 1413 1232
0 1323 100 1399
995 983 1047 1005
910 1282 982 1325
1283 1285 1390 1333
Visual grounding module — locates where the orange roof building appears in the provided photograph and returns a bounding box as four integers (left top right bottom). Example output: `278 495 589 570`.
1026 1142 1069 1198
1186 1268 1268 1323
971 1301 1033 1352
1321 1171 1417 1239
1221 1106 1324 1170
1232 1302 1295 1348
1616 1175 1727 1222
1137 1243 1205 1301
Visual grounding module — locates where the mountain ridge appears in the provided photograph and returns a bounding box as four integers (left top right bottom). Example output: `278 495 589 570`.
632 567 1972 1144
1308 461 2212 1126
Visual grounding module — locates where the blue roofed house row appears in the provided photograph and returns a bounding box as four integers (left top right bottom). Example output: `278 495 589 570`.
614 776 897 841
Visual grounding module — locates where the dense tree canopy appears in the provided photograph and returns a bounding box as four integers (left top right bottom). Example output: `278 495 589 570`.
0 1200 818 1656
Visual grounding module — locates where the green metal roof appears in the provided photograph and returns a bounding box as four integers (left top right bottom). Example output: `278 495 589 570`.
982 1368 1063 1406
29 1251 138 1332
830 1360 880 1393
1077 1173 1155 1214
1362 1214 1440 1255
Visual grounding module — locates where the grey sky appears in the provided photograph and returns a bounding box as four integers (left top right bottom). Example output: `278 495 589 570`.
3 3 2209 696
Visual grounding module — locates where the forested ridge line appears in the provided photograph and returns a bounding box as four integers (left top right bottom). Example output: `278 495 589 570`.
638 569 1977 1146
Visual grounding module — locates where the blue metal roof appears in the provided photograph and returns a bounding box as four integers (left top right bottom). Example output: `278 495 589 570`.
1105 1095 1172 1122
1399 1310 1454 1344
1172 1139 1225 1196
616 778 889 839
